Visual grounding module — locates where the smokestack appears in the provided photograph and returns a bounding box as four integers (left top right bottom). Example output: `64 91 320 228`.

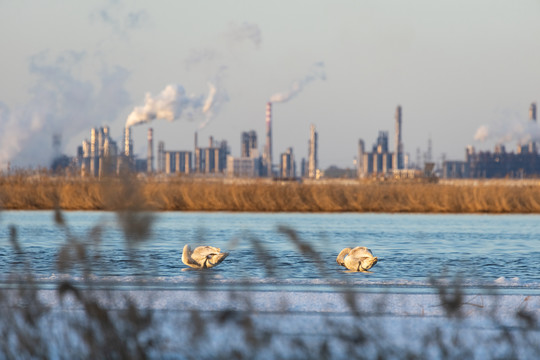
98 127 104 157
264 102 272 176
394 105 403 170
530 103 537 122
102 126 110 157
124 126 132 157
90 128 98 177
209 136 214 148
157 141 165 173
147 128 154 173
308 124 318 179
90 128 97 158
194 132 198 149
358 139 365 178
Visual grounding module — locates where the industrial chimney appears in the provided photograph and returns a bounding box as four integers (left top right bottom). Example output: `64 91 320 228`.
357 139 365 178
90 127 98 176
124 126 132 157
147 128 154 173
308 124 318 179
264 102 273 176
530 103 537 122
394 105 404 170
529 103 537 153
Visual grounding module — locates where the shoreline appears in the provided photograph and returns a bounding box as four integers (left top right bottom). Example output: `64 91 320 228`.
2 175 540 213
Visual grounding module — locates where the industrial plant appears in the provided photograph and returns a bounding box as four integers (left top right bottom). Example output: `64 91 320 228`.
357 105 414 179
47 101 540 180
59 101 319 180
442 102 540 179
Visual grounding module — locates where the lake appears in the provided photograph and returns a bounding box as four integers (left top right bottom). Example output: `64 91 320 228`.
1 211 539 294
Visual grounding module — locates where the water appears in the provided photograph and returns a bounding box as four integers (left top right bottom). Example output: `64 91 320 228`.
1 211 539 293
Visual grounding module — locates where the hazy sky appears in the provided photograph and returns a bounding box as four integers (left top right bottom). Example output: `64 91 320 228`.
2 0 540 170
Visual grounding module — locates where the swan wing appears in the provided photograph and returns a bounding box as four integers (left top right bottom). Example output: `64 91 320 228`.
187 246 228 268
336 248 351 266
349 247 374 259
206 252 229 268
192 246 221 258
182 245 202 268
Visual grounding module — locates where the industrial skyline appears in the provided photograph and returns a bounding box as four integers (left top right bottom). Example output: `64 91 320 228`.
41 100 540 179
2 1 540 172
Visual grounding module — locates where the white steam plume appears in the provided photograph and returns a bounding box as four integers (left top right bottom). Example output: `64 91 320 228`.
474 116 540 145
269 62 326 103
0 51 131 170
126 78 228 129
202 83 217 114
125 85 198 127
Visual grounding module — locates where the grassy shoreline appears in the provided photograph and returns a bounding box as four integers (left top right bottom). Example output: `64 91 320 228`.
2 174 540 213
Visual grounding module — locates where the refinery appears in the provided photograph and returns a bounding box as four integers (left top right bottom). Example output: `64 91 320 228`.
51 101 321 180
47 102 540 180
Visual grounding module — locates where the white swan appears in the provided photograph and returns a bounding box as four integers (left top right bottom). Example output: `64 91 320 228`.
182 244 229 269
336 247 378 272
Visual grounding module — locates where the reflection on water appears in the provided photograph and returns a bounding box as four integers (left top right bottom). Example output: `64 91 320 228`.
1 211 539 292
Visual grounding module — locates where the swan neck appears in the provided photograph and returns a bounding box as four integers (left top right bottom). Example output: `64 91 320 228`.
337 248 351 265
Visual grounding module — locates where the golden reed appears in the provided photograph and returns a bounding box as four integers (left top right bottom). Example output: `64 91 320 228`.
1 173 540 213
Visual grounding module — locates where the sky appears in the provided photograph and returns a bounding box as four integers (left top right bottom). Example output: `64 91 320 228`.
1 0 540 170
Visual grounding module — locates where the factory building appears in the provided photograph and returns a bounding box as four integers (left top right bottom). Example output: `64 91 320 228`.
227 152 261 178
358 105 408 178
164 151 192 174
227 131 262 178
193 135 229 174
443 102 540 179
280 147 295 179
443 144 540 179
241 130 258 158
371 132 393 174
78 126 119 177
300 158 307 178
155 137 192 175
359 131 394 176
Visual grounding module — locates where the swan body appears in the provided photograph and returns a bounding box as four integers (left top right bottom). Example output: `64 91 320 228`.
182 244 229 269
336 247 378 272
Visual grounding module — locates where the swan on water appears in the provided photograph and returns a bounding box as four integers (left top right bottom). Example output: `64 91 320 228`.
336 247 378 272
182 244 229 269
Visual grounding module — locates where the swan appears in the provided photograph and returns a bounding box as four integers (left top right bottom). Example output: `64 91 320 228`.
182 244 229 269
336 246 378 272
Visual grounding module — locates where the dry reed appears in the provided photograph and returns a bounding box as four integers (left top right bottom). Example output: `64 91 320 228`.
2 172 540 213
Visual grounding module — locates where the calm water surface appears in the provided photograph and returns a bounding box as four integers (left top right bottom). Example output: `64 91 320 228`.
1 211 539 293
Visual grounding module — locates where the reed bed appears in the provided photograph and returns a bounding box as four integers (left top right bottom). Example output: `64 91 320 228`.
2 173 540 213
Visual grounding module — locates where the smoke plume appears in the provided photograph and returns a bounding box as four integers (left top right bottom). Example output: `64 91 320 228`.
125 77 228 129
474 116 540 145
91 0 149 36
270 62 326 103
0 51 131 170
225 22 262 48
184 48 218 70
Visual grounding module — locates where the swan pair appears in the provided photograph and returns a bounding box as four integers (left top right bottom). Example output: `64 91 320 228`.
182 244 378 272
